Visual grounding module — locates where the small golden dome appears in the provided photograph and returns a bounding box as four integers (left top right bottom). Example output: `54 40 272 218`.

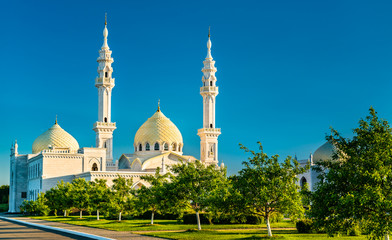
134 110 183 148
32 123 79 154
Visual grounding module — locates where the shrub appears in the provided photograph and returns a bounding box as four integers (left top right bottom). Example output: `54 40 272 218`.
182 213 210 224
296 219 313 233
346 222 361 236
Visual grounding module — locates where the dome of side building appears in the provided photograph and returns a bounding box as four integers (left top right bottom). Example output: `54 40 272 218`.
313 141 336 163
32 121 80 154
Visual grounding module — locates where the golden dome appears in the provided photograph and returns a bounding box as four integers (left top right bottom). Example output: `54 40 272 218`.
32 123 79 154
134 110 183 147
313 142 335 163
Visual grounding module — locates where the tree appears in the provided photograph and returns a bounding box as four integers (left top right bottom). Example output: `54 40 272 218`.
311 107 392 240
0 185 9 204
169 160 228 230
90 179 110 220
137 167 171 224
69 178 91 219
236 142 309 237
111 175 134 221
45 181 72 217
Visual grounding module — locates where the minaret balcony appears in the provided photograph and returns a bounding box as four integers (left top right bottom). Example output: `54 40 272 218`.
200 86 218 93
93 122 117 132
197 128 221 137
95 77 115 86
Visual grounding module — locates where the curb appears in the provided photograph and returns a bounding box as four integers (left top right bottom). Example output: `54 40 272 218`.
0 216 114 240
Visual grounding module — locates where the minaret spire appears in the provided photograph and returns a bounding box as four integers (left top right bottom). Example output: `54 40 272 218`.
93 15 116 163
102 13 109 49
198 27 221 166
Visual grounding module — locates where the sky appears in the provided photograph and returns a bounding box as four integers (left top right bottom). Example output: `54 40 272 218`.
1 0 392 185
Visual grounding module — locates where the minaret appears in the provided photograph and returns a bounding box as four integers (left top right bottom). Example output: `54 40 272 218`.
93 14 116 162
197 27 221 166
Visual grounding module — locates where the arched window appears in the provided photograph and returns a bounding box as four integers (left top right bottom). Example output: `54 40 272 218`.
172 143 177 151
104 117 107 123
178 144 182 152
164 143 169 151
300 177 307 189
104 142 107 148
210 81 212 86
139 144 142 151
92 163 98 171
105 72 108 78
146 143 150 151
210 124 213 128
154 142 160 151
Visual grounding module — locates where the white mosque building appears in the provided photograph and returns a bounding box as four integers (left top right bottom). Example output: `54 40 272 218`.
8 20 333 212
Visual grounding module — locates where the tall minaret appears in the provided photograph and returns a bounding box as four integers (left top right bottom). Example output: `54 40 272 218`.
93 14 116 162
197 27 221 166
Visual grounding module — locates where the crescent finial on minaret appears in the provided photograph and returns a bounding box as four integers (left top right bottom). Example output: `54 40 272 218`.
208 26 210 38
105 13 107 26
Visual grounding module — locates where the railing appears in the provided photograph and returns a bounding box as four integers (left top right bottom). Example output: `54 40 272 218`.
95 77 115 85
93 122 116 127
41 149 74 154
200 86 218 92
197 128 221 134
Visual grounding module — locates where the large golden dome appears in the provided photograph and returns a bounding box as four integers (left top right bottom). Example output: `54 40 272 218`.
134 110 183 147
32 122 80 154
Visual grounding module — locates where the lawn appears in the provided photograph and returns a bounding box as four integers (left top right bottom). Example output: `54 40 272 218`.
29 216 368 239
143 229 368 240
30 215 295 231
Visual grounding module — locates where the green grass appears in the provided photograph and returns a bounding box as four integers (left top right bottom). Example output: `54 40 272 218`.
30 215 295 231
29 216 369 239
143 229 368 240
0 203 8 212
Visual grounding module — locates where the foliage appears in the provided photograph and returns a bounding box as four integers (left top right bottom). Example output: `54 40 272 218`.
0 185 9 204
109 175 134 221
136 167 171 224
89 179 111 220
20 193 49 216
169 160 229 230
296 219 313 233
310 107 392 239
45 180 72 216
235 142 309 237
69 178 91 218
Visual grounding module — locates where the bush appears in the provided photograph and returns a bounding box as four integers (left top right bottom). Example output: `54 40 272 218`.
134 211 180 220
346 222 361 236
182 213 210 224
296 219 313 233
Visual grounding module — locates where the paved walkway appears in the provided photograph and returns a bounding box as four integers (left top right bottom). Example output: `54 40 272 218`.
0 218 92 240
2 216 166 240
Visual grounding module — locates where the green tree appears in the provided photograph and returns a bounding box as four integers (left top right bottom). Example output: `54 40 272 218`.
0 185 9 204
137 168 171 224
45 181 72 216
236 142 309 237
90 179 110 220
311 107 392 240
169 160 228 230
69 178 91 218
111 175 134 221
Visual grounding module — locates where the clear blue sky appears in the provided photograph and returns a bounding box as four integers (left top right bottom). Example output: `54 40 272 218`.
1 0 392 185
